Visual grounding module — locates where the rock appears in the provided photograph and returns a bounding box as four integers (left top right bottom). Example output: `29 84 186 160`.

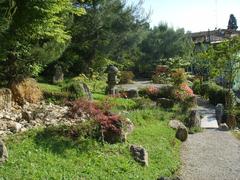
81 82 92 100
53 65 64 84
126 89 139 98
0 139 8 164
170 120 188 142
169 120 185 130
121 118 134 142
22 110 32 122
188 109 201 128
10 78 43 105
215 104 224 124
218 123 229 131
0 88 12 110
130 145 148 166
7 122 22 133
157 98 174 108
176 127 188 142
0 121 7 131
124 118 134 134
157 177 181 180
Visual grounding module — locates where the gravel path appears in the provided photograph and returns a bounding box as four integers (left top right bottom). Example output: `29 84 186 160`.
180 129 240 180
180 97 240 180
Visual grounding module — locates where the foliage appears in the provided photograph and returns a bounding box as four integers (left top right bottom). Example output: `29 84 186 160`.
0 0 85 82
152 65 171 84
93 93 137 111
192 79 201 95
137 23 193 76
68 99 123 142
207 82 227 106
133 98 155 109
171 68 187 87
200 37 240 113
72 73 107 93
119 71 135 84
61 80 85 100
56 0 149 76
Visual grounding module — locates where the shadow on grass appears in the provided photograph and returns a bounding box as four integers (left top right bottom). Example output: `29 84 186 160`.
34 126 98 156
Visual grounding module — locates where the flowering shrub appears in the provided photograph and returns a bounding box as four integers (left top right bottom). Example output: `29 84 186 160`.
175 83 194 101
145 86 159 100
146 86 159 96
152 65 171 84
171 68 186 87
68 99 124 143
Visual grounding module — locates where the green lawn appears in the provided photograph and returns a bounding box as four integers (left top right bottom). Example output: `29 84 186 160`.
0 109 181 179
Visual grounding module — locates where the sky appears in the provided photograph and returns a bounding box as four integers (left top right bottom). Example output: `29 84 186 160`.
128 0 240 32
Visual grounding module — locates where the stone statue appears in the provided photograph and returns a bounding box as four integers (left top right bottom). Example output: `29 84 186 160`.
105 65 119 95
228 14 238 30
53 65 64 84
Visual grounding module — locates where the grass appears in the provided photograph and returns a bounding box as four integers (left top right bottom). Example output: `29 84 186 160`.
233 131 240 140
38 82 62 93
0 108 181 179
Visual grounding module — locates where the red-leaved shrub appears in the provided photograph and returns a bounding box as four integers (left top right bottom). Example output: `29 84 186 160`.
68 99 123 143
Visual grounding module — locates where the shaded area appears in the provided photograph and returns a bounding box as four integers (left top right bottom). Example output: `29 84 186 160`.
34 125 98 155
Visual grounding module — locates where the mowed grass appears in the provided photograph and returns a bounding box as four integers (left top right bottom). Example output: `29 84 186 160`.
0 109 181 179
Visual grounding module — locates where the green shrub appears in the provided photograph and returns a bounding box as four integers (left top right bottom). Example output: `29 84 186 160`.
199 82 210 97
61 80 85 100
119 71 134 84
192 79 201 94
133 98 155 109
207 82 226 105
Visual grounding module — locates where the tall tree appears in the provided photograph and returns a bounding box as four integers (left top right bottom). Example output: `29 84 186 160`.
0 0 85 83
137 23 193 76
56 0 149 76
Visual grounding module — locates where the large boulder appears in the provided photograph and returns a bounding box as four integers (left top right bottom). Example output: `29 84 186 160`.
130 145 148 166
10 78 43 105
0 139 8 164
0 88 12 110
187 109 201 128
169 120 188 142
157 98 174 109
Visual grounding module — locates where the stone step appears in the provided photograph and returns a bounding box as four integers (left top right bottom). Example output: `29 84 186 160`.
201 115 219 129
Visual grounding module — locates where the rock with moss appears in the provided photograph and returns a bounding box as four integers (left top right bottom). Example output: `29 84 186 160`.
0 139 8 164
130 145 148 166
188 109 201 128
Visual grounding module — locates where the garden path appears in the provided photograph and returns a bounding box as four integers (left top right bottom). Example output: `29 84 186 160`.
115 80 166 91
179 97 240 180
196 97 219 129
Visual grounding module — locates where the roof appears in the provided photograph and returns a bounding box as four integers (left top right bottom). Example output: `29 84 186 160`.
190 29 240 44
